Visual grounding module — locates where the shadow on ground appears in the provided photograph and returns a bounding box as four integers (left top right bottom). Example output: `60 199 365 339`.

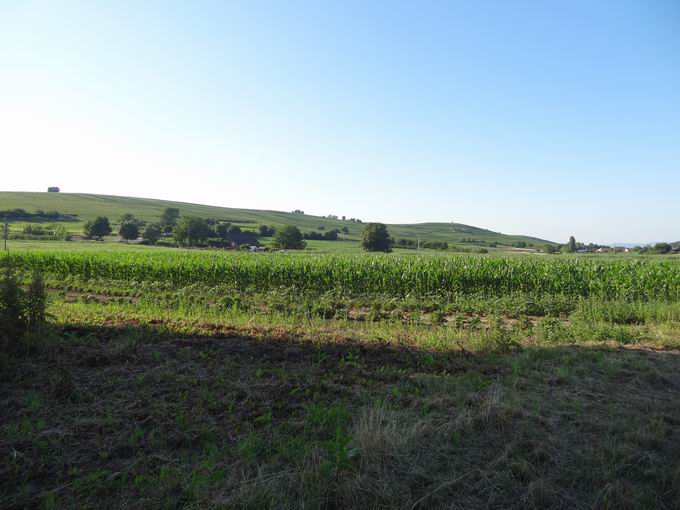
1 323 680 509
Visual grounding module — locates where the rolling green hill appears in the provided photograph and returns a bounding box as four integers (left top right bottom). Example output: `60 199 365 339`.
0 192 555 248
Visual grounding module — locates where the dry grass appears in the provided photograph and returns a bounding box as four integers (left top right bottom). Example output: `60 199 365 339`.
4 321 678 509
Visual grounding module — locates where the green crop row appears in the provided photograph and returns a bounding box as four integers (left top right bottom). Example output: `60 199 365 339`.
3 250 680 300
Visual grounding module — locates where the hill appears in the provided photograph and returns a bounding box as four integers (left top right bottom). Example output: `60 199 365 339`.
0 192 554 248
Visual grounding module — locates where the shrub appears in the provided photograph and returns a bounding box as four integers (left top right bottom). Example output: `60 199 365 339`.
26 270 47 335
0 260 25 341
0 260 48 352
323 229 340 241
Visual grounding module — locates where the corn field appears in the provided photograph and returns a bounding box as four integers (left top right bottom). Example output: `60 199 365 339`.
4 250 680 300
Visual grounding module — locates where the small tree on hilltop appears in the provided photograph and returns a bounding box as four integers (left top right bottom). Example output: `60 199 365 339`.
84 216 112 240
47 186 60 193
361 223 393 253
273 225 306 250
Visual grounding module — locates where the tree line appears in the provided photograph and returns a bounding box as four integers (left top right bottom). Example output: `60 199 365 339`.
542 236 678 255
79 209 401 253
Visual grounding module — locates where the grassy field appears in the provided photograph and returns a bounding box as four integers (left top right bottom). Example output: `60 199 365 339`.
0 192 553 250
2 248 680 508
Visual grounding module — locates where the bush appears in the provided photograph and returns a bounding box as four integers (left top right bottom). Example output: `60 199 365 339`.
0 260 25 340
21 223 69 240
323 229 340 241
422 241 448 250
0 260 47 352
304 231 324 241
26 270 47 335
396 238 415 248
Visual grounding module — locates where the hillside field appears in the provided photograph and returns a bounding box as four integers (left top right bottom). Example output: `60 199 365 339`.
0 192 554 251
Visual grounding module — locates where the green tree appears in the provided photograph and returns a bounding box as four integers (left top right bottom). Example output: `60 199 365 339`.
160 208 180 228
84 216 112 240
118 214 143 242
259 225 274 237
341 226 350 235
323 229 339 241
119 213 140 225
142 223 162 245
568 236 577 253
215 222 232 239
173 216 212 246
119 221 140 242
361 223 393 252
654 242 672 254
273 225 306 250
544 244 557 254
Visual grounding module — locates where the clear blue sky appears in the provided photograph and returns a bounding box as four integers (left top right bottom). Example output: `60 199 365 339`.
1 1 678 243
